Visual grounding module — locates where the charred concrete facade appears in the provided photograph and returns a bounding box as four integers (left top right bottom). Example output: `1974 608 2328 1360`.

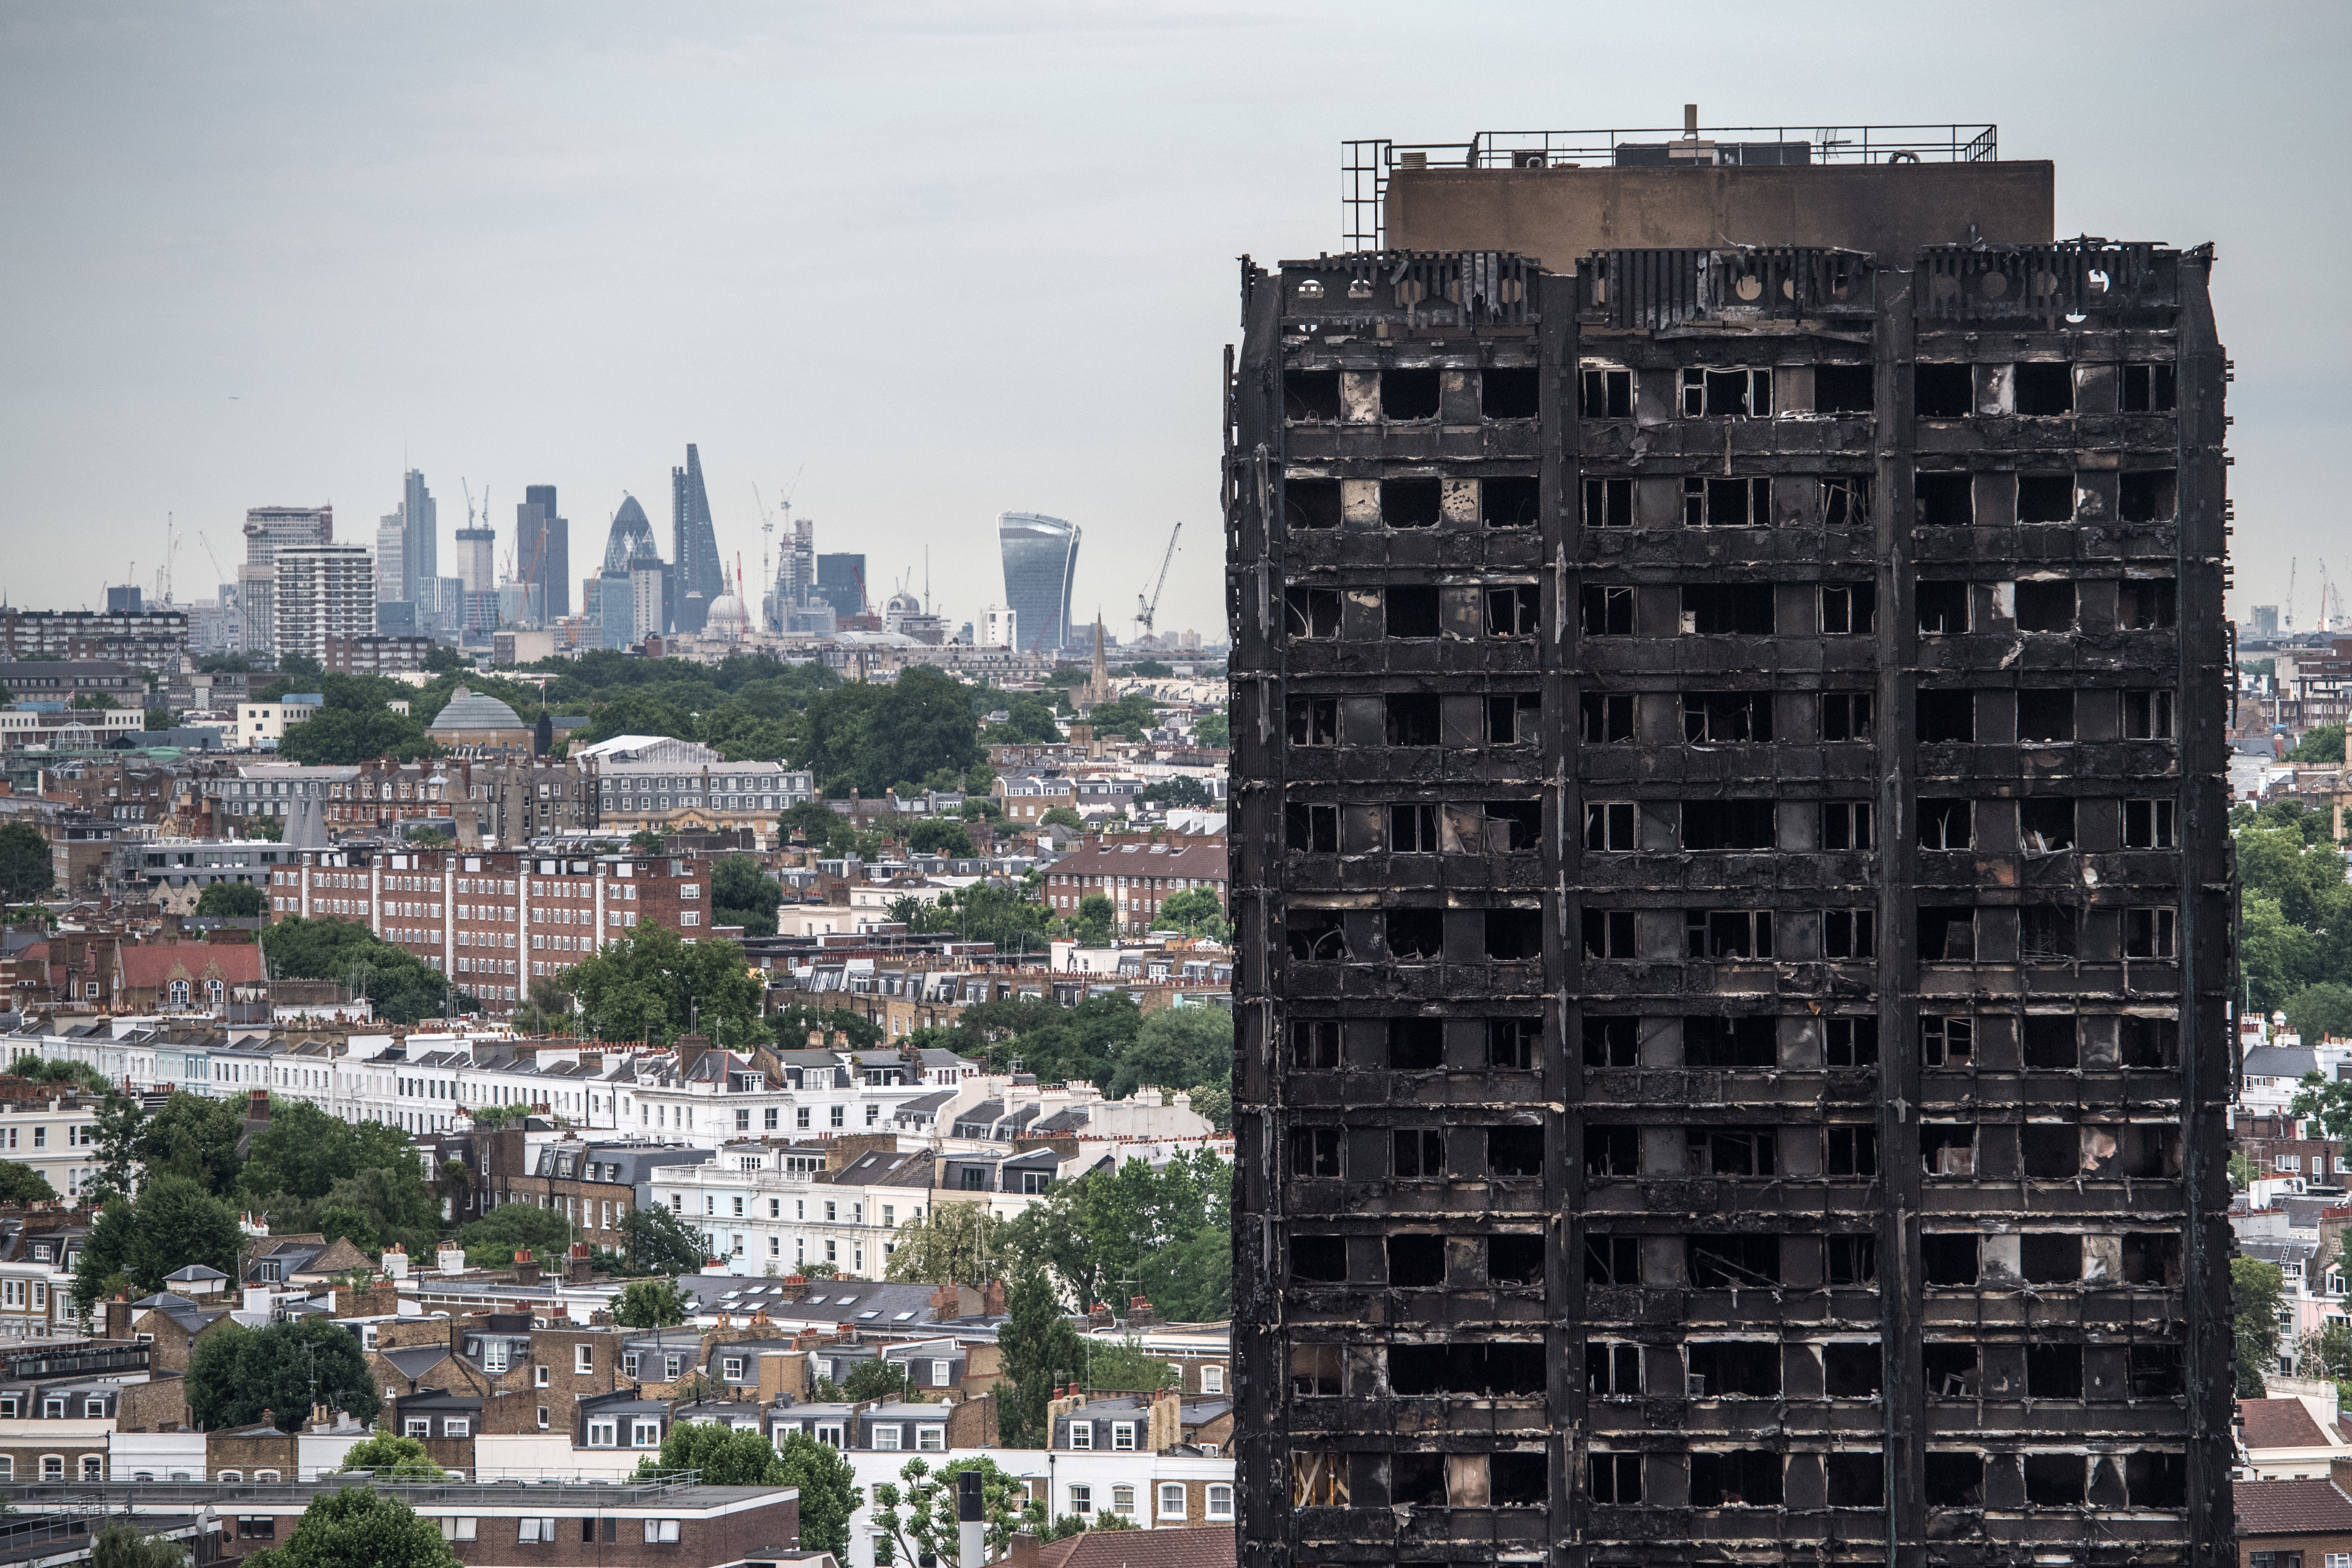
1227 167 2234 1565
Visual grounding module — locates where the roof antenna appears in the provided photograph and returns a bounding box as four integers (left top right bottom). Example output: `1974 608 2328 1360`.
1684 103 1699 140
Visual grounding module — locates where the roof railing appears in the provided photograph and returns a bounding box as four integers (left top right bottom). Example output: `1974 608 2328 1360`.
1343 123 1997 249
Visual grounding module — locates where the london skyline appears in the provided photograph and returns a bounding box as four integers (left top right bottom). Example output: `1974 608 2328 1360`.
2 3 2340 636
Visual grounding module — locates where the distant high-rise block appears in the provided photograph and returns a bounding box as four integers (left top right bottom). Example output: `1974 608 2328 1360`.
272 544 374 661
402 470 438 604
998 511 1081 654
375 511 406 604
244 505 333 569
455 526 496 597
522 484 569 622
671 445 724 612
815 554 866 620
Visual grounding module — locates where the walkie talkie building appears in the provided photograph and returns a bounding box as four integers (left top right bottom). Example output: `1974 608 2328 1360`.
999 510 1082 655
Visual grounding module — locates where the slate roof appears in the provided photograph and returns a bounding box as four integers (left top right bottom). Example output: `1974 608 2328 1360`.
2238 1477 2352 1535
2246 1046 2324 1079
379 1345 453 1383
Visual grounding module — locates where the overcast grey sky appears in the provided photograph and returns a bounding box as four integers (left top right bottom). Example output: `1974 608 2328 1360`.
1 2 2342 639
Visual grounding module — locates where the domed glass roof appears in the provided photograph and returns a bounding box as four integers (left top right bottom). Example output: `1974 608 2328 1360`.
428 685 525 732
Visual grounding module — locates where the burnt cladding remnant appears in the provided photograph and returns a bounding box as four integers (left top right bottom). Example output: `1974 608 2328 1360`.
1227 127 2233 1568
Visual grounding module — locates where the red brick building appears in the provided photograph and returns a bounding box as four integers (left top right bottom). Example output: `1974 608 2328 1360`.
2238 1461 2352 1567
266 847 711 1011
1041 833 1227 935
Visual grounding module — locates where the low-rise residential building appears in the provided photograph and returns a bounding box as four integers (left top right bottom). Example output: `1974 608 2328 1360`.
2239 1461 2352 1568
591 755 815 846
15 1472 803 1563
235 694 322 744
1039 835 1226 935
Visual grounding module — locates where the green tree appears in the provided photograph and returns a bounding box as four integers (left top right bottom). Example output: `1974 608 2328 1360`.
776 1430 862 1559
871 1456 1048 1568
769 1002 883 1050
0 821 54 902
1189 1085 1232 1132
2236 1255 2287 1397
1040 805 1085 832
511 974 576 1035
86 1091 147 1202
839 1357 917 1403
73 1176 245 1318
133 1091 245 1196
1157 887 1228 940
628 828 666 853
2288 983 2352 1044
798 666 981 798
1081 1336 1180 1392
623 1204 709 1276
907 818 976 858
467 1103 534 1130
276 707 435 766
884 1202 1015 1291
2293 724 2347 764
187 1317 380 1432
262 917 469 1026
195 882 267 917
634 1419 791 1483
1141 776 1213 809
0 1163 56 1204
984 693 1062 744
614 1276 692 1328
337 1432 448 1479
566 922 763 1046
91 1523 188 1568
999 1151 1231 1325
453 1203 576 1268
1070 892 1112 944
996 1268 1085 1448
712 855 784 937
2229 1151 2260 1190
1193 705 1229 747
1107 1005 1233 1101
242 1485 457 1568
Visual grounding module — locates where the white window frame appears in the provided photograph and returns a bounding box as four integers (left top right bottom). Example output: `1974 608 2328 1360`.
632 1419 662 1448
1208 1483 1234 1518
873 1424 902 1451
1159 1483 1189 1519
575 1346 593 1374
1067 1422 1093 1450
1067 1483 1092 1516
1203 1364 1225 1394
916 1425 944 1451
1111 1421 1137 1452
587 1420 616 1448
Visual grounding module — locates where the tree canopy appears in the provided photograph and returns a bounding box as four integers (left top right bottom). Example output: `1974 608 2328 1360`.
566 921 763 1046
712 854 783 937
337 1433 448 1479
262 917 473 1025
0 821 55 902
883 1202 1012 1292
2236 1255 2285 1397
188 1317 379 1432
999 1150 1232 1326
622 1203 710 1277
996 1270 1087 1449
241 1485 456 1568
614 1276 693 1327
73 1176 245 1317
871 1456 1049 1566
195 881 268 917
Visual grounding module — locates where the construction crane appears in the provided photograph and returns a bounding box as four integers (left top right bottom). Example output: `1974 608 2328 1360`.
1134 520 1182 640
197 531 227 586
2289 558 2299 632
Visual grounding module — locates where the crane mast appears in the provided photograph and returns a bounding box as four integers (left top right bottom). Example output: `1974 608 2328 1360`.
1135 520 1182 638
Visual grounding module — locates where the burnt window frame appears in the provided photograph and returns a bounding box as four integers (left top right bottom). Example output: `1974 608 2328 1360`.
1686 908 1773 961
1683 476 1773 528
1584 801 1636 852
1680 366 1774 419
1820 691 1874 742
1581 691 1635 743
1579 364 1633 419
1582 477 1634 529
